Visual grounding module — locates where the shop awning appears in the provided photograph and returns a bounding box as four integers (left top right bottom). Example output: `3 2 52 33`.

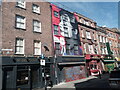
58 62 86 65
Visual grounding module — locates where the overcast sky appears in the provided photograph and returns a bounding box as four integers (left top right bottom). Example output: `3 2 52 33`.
52 2 118 28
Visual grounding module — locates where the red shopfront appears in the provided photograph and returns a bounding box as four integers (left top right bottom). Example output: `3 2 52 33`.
85 54 103 76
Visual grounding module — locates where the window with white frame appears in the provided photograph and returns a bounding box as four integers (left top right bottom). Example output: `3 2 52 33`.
66 44 70 55
32 4 40 14
86 31 91 39
106 37 108 42
109 40 112 46
34 41 41 55
54 11 59 17
103 37 105 43
105 47 108 54
74 45 79 55
15 38 24 54
16 15 26 29
81 29 84 38
33 20 41 32
85 21 89 26
83 44 86 54
55 43 60 55
16 0 25 8
99 35 102 42
64 27 69 37
54 25 59 35
94 45 98 54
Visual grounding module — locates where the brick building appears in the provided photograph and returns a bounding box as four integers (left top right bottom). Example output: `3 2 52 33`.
76 13 103 76
116 30 120 66
1 1 54 89
97 27 119 72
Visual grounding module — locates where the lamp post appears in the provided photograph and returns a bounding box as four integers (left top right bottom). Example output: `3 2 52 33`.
54 54 58 84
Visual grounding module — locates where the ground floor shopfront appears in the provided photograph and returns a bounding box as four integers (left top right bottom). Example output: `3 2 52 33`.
55 55 87 83
2 56 54 90
85 54 103 76
102 55 117 73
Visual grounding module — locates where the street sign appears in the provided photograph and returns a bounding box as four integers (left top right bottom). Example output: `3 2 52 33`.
41 59 45 66
41 54 44 59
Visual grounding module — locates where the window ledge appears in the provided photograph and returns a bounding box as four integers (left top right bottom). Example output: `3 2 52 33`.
16 6 26 10
33 31 42 34
15 27 26 31
14 53 24 55
32 11 41 15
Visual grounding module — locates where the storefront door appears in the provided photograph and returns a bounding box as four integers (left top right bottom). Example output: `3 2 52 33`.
2 67 15 90
31 65 40 89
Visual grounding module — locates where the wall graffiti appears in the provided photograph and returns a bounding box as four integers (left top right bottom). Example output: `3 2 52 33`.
51 4 83 56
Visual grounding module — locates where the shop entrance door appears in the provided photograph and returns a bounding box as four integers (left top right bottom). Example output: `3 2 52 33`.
2 67 14 90
31 65 40 89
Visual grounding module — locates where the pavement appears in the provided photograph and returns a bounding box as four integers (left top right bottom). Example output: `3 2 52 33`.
35 76 98 90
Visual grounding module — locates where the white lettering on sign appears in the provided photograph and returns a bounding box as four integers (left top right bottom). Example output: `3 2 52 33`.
1 49 13 51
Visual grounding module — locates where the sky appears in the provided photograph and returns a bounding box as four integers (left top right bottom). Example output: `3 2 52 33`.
0 0 118 28
52 2 118 28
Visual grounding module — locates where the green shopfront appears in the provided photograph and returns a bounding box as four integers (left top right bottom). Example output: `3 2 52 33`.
103 57 117 72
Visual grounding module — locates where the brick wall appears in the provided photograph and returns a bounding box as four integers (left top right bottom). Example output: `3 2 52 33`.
2 2 54 57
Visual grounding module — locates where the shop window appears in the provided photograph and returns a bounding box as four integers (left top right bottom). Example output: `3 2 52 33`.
15 38 24 54
33 20 41 32
16 0 26 9
15 15 26 29
32 4 40 14
17 66 29 86
54 11 59 17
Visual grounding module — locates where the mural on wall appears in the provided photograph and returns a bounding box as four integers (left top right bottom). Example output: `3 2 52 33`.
51 4 82 56
64 66 86 82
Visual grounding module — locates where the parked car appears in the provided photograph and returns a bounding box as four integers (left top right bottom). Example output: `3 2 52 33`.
109 70 120 88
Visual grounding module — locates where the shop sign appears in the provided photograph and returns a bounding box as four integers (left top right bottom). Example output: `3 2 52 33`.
40 59 45 66
1 49 13 51
63 58 84 62
15 58 27 62
14 58 37 62
91 56 99 59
